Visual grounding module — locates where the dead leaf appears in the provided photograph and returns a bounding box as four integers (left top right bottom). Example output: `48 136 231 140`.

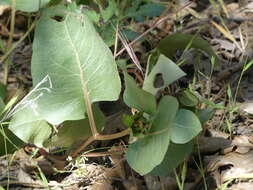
206 150 253 184
238 101 253 114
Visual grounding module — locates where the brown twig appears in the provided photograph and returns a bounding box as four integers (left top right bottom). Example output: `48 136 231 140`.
80 149 126 158
71 128 130 158
127 69 144 84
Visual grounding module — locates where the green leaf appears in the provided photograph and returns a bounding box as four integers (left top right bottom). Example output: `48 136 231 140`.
48 105 105 147
126 3 165 22
0 127 24 156
9 106 51 147
0 83 6 99
122 114 134 127
123 72 156 115
150 141 193 176
158 33 218 61
178 89 199 107
3 0 50 12
8 78 53 147
122 29 140 41
31 5 121 125
101 0 117 22
0 98 5 116
97 23 115 47
126 96 178 175
143 54 186 95
171 109 202 144
0 0 10 5
84 9 100 24
196 108 214 125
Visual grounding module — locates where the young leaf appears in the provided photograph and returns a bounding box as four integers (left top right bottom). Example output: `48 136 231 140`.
31 5 121 125
126 96 178 175
123 72 156 115
178 89 199 107
171 109 202 144
150 141 194 176
143 54 186 95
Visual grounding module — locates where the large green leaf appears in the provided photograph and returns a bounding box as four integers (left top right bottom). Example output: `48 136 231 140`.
126 96 178 175
143 54 186 95
9 106 51 147
123 72 156 115
171 109 202 144
158 33 218 61
30 5 121 125
2 0 49 12
8 74 53 147
150 141 193 176
0 0 9 5
48 105 105 147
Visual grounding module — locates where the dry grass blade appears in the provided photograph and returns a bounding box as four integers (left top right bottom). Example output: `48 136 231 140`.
218 0 229 18
210 20 243 52
113 22 119 58
117 28 143 75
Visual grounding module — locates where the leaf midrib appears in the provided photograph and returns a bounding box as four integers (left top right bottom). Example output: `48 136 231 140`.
63 15 88 100
63 14 97 134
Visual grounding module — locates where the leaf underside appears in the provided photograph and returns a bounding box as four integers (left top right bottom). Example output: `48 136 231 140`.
9 5 121 146
31 6 121 125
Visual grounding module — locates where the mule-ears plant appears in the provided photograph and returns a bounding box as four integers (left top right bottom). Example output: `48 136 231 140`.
0 1 217 176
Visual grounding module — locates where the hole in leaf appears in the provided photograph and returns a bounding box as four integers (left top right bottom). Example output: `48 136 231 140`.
51 15 65 22
153 73 164 88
